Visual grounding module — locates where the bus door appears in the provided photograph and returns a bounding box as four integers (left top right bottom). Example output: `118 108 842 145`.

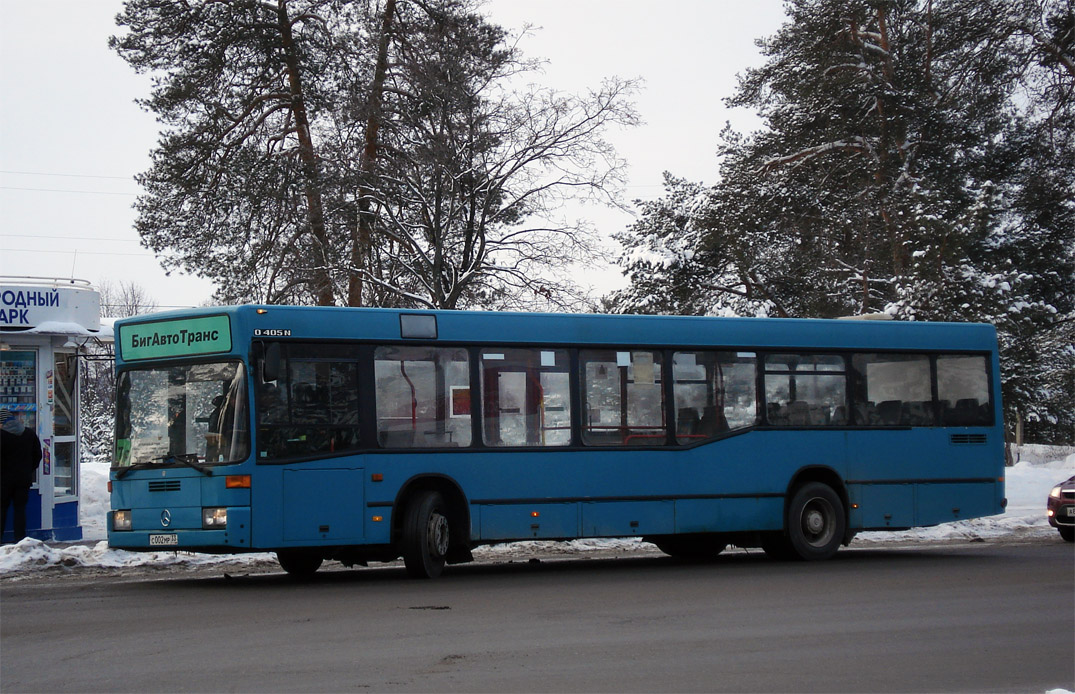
254 342 365 545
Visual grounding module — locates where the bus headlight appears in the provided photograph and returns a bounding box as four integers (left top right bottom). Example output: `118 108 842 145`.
202 507 228 529
113 510 132 531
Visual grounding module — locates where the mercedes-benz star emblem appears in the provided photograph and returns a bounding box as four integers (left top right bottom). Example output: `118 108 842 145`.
160 509 172 527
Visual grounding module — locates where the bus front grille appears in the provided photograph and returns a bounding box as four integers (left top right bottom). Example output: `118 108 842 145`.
148 480 182 492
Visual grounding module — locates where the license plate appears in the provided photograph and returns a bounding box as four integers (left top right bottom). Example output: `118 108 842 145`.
1066 507 1075 517
149 534 178 546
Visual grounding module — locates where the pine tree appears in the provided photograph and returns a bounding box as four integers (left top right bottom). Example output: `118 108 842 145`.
614 0 1074 443
112 0 637 310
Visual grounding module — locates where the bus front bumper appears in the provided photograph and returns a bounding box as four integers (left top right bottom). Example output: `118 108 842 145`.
107 507 251 552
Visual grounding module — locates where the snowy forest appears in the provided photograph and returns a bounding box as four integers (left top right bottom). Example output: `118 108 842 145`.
612 0 1074 444
79 0 1073 457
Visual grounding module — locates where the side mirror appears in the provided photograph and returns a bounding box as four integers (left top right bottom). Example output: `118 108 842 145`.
260 342 282 383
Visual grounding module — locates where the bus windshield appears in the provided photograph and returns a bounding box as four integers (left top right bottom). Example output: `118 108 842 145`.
114 361 249 468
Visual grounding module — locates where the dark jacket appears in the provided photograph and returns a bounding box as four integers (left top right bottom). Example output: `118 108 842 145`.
1 428 42 488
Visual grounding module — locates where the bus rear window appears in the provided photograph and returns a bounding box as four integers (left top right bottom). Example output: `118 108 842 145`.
937 355 992 426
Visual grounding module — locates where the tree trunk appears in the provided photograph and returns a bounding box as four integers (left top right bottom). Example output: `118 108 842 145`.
349 0 396 307
277 0 335 306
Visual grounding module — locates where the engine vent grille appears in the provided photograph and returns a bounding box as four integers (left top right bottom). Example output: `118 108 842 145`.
950 434 987 446
148 480 182 492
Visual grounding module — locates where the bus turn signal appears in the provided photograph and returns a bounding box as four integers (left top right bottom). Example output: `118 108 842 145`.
226 475 251 489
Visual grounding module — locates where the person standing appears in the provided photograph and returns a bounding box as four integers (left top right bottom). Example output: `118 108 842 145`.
1 409 42 543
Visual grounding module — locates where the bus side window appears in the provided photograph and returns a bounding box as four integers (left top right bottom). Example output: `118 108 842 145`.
580 350 665 446
937 355 992 426
374 346 471 448
851 353 935 426
672 351 758 444
763 354 846 427
480 348 571 447
255 344 361 460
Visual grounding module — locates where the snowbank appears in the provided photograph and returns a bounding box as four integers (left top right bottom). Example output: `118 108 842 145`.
0 539 273 574
1 446 1071 575
858 448 1074 544
79 462 112 541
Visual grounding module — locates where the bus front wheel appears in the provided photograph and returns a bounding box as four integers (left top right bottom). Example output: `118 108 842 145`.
402 491 450 579
651 534 727 560
786 482 845 561
276 549 324 577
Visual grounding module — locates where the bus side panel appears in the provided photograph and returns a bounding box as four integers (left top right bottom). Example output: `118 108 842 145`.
478 502 577 540
849 483 915 529
846 429 934 482
281 467 365 543
251 466 283 548
581 500 674 537
674 497 784 534
915 482 999 527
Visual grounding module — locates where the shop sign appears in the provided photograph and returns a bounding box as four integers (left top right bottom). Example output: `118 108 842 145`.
0 284 100 331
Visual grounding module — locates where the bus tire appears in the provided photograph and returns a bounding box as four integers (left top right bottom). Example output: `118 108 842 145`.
760 533 795 560
276 549 323 577
651 534 726 560
402 491 450 579
786 482 845 561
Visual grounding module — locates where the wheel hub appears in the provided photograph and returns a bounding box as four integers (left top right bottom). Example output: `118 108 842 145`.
800 498 835 546
428 513 449 557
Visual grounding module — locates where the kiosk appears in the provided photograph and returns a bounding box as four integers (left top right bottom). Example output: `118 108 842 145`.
1 277 108 542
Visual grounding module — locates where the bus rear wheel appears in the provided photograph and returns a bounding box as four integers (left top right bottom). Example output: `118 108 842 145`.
402 491 450 579
786 482 845 561
276 549 324 577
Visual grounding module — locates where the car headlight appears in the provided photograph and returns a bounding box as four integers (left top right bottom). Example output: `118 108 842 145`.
202 507 227 529
1050 485 1062 499
113 510 132 531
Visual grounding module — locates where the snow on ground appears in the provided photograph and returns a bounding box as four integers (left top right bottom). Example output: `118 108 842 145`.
2 446 1072 575
857 445 1075 544
0 539 273 574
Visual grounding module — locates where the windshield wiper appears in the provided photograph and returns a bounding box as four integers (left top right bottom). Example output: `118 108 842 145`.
115 461 156 479
155 453 213 476
115 453 212 479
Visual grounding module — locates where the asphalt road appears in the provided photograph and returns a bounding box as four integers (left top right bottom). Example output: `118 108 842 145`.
1 541 1072 693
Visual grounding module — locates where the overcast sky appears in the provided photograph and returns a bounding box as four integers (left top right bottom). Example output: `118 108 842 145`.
0 0 786 310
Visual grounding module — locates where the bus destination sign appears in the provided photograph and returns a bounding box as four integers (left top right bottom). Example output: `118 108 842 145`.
119 315 233 361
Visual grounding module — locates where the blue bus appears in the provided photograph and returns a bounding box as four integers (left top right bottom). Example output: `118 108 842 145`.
108 306 1006 577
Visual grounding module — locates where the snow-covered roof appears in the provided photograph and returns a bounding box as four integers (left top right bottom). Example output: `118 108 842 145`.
10 320 114 344
21 320 111 340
